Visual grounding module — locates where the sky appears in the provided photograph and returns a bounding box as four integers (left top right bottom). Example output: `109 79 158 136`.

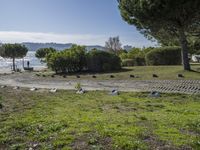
0 0 156 47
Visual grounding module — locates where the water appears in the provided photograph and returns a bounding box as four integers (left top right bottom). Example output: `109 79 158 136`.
0 51 46 70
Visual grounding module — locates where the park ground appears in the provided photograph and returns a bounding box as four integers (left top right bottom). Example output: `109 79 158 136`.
0 65 200 150
0 65 200 94
38 65 200 80
0 87 200 150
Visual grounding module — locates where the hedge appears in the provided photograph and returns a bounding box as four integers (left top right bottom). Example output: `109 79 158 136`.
87 50 121 72
46 47 121 73
122 57 145 67
145 47 182 65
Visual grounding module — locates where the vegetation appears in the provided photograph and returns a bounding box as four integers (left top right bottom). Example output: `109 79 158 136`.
46 46 121 73
190 39 200 55
120 47 153 66
35 47 56 62
105 36 122 54
46 45 87 73
0 44 28 71
145 47 182 66
118 0 200 71
87 49 121 72
38 65 200 81
0 88 199 149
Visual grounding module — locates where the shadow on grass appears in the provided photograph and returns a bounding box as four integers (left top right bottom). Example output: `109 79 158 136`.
189 69 200 74
55 68 133 76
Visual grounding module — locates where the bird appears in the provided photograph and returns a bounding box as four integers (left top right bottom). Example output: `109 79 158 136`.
13 86 20 90
30 87 37 91
50 88 57 93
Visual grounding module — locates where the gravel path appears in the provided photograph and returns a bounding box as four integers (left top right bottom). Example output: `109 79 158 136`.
0 73 200 94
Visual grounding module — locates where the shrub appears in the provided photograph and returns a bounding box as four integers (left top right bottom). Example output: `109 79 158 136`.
47 47 121 73
46 45 87 73
122 57 145 67
133 57 146 66
145 47 182 65
75 82 82 91
35 47 56 61
122 59 134 67
87 49 121 72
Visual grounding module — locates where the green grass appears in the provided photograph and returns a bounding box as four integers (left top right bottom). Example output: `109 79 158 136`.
0 88 200 149
39 65 200 80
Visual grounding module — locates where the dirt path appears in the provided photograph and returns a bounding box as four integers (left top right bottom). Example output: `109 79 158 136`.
0 72 200 94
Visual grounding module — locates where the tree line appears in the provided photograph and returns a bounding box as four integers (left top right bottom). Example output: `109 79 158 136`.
36 45 121 73
118 0 200 70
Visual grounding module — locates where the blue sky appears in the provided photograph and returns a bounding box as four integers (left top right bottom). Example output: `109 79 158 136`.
0 0 155 47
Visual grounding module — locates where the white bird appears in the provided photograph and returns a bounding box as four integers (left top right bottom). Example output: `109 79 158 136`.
76 88 85 94
30 87 37 91
13 86 20 90
1 85 7 88
111 89 119 95
50 88 57 93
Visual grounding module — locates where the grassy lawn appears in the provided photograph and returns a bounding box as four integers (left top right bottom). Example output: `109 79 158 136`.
0 88 200 149
39 65 200 80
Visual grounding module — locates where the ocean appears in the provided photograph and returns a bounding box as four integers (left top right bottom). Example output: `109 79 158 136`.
0 51 46 70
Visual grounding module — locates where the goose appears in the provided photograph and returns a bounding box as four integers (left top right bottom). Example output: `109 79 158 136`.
50 88 57 93
30 87 37 91
1 85 7 88
111 89 119 95
76 88 85 94
13 86 20 90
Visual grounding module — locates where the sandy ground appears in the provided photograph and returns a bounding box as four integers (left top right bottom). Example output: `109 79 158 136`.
0 70 199 94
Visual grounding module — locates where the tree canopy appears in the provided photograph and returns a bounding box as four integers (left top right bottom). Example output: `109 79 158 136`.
105 36 122 54
0 44 28 71
35 47 56 61
118 0 200 70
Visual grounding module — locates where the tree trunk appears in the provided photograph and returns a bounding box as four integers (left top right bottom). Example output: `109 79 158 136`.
13 57 15 71
179 29 191 71
22 58 24 68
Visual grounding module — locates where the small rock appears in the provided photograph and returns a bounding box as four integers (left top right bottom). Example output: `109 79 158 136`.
152 74 158 78
177 74 184 78
76 75 80 78
110 75 115 78
0 103 3 109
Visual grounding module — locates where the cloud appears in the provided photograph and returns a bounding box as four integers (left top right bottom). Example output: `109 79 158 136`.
0 31 107 45
0 31 156 47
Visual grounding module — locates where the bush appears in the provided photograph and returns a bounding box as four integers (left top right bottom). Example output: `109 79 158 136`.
87 49 121 72
47 47 121 73
145 47 181 65
47 45 87 73
122 57 146 67
133 57 146 66
122 59 134 67
35 47 56 61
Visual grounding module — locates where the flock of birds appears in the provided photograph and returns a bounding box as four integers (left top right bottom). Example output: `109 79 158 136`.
1 85 58 93
0 84 122 96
